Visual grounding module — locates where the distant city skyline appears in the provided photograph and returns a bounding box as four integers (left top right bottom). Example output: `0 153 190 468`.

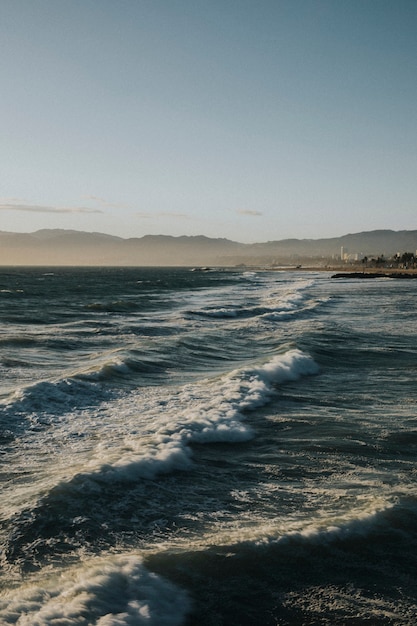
1 0 416 243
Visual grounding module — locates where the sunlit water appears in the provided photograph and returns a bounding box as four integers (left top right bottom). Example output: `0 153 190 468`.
0 267 416 625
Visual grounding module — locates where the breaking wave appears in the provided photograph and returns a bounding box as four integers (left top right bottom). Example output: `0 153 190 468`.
60 349 319 484
0 555 190 626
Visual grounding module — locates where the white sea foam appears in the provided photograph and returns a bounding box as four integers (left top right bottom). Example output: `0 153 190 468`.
233 496 417 553
4 377 105 414
81 349 319 483
275 505 393 547
259 279 319 321
0 348 319 519
0 555 190 625
193 307 239 318
250 349 319 383
188 278 317 323
197 497 407 554
2 355 133 412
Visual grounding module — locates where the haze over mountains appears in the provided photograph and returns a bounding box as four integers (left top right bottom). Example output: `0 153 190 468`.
1 229 417 267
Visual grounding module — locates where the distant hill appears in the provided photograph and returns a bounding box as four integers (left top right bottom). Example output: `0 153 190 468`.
0 229 416 266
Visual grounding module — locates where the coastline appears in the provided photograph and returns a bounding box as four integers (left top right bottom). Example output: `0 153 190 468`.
332 270 417 279
269 266 417 278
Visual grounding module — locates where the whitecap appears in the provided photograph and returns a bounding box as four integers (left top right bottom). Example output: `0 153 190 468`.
78 349 319 484
0 555 190 625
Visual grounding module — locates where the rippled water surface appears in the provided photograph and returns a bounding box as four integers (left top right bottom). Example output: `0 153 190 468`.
0 267 417 625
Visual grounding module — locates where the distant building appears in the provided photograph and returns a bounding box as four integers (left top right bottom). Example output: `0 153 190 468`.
340 246 363 263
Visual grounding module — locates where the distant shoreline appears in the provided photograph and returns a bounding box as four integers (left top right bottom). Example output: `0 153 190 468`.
332 269 417 279
254 265 417 277
280 266 417 278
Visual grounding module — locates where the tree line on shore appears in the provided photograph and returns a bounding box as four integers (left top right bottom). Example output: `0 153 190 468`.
360 252 416 269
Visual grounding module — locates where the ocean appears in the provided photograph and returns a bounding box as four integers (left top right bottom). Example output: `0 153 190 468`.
0 266 416 625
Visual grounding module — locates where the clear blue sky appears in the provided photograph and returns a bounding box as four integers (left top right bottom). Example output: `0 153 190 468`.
1 0 416 242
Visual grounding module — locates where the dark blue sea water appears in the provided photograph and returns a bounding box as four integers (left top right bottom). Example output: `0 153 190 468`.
0 267 416 625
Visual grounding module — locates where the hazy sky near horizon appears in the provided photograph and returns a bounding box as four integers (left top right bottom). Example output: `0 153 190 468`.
1 0 416 243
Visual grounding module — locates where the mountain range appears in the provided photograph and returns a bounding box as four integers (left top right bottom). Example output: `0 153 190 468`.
0 229 416 266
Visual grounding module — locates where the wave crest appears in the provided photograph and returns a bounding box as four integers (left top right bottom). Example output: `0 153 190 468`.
0 555 190 625
81 349 319 483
